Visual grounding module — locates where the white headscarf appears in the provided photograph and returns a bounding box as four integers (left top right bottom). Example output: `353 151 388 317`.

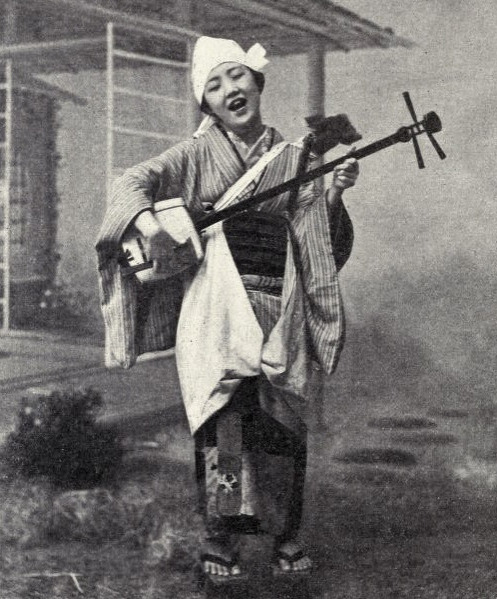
191 36 269 105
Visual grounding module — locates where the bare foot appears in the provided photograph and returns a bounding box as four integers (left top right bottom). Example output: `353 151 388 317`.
203 560 241 577
201 540 241 578
276 541 313 573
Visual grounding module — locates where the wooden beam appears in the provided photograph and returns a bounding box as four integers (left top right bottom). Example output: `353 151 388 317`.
211 0 412 51
320 0 413 48
24 0 200 41
0 37 106 61
211 0 350 50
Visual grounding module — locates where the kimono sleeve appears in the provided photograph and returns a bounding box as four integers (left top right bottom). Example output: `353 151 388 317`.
294 180 353 273
292 194 346 374
95 139 194 369
96 139 194 262
324 188 354 272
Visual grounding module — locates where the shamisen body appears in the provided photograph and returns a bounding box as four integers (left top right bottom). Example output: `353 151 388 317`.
96 35 359 582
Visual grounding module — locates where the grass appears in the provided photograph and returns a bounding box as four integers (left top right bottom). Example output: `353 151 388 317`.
0 542 203 599
0 424 205 599
1 351 497 597
1 428 496 598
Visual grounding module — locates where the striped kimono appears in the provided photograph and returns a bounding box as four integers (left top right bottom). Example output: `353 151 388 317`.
96 122 352 540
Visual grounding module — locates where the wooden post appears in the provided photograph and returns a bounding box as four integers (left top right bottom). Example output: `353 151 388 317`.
186 39 201 135
307 38 325 191
2 61 12 333
1 1 16 331
307 39 325 121
307 38 327 430
179 0 201 135
106 22 114 205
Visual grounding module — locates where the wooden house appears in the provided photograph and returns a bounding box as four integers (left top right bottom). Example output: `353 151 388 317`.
0 0 409 332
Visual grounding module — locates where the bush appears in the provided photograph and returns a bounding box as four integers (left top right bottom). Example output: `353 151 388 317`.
4 388 123 488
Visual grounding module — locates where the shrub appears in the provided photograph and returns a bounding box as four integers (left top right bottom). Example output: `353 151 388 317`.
4 388 123 488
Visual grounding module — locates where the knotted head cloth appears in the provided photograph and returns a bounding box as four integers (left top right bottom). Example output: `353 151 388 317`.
191 36 269 105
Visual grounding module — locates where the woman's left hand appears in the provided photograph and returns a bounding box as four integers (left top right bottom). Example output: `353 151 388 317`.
332 157 359 191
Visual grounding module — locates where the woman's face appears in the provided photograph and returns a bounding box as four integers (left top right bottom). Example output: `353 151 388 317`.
203 62 262 135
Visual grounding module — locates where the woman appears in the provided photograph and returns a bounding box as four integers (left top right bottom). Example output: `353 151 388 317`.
96 36 358 581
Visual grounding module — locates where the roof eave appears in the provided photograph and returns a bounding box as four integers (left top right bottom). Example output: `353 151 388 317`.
319 0 414 50
209 0 413 53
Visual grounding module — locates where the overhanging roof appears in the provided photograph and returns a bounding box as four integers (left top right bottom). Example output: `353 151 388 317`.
0 0 411 74
205 0 412 53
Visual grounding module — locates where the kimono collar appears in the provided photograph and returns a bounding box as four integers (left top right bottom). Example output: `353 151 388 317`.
225 126 274 169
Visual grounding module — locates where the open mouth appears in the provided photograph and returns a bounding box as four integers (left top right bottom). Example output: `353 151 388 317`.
227 97 247 112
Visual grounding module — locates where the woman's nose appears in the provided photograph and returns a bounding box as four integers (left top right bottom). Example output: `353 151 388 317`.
224 79 240 97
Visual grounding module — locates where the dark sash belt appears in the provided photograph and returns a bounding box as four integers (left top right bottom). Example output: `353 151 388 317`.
223 212 288 279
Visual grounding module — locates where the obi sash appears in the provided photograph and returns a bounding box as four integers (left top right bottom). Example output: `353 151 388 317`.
223 212 288 279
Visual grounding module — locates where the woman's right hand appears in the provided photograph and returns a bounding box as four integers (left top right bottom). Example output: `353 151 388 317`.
134 210 177 274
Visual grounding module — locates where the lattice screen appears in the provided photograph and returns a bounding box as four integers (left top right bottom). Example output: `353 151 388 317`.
106 23 193 194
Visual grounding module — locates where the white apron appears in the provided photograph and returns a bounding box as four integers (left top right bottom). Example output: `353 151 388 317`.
175 142 311 435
